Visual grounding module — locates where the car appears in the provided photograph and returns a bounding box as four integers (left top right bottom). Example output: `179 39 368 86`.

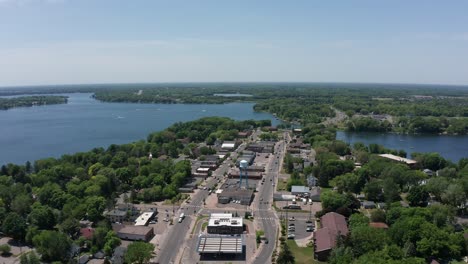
306 227 314 232
289 217 295 221
260 198 263 201
265 239 269 244
272 183 275 186
306 219 313 223
287 233 295 239
163 218 169 222
288 227 295 231
149 220 156 224
288 223 295 227
203 186 207 190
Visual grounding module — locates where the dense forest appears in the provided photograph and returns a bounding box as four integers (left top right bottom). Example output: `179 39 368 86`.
0 117 269 262
0 95 68 110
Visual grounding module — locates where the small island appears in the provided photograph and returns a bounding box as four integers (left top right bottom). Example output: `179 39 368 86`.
0 95 68 110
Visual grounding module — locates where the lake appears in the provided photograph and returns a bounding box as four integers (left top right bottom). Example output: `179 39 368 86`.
0 93 279 165
336 131 468 162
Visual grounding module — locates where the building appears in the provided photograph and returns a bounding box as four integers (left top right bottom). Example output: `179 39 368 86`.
221 141 237 150
217 189 254 205
307 175 318 187
273 193 296 201
228 169 263 179
314 212 349 261
197 234 245 258
134 211 155 226
378 154 417 167
79 227 94 240
115 225 154 242
361 201 376 209
105 210 127 223
245 141 275 153
236 151 256 165
207 213 244 234
291 185 310 196
310 187 321 202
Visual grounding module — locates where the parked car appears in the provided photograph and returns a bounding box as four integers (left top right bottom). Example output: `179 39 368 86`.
289 217 295 221
287 233 295 239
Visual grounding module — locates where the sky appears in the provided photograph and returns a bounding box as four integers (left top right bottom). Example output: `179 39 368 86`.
0 0 468 86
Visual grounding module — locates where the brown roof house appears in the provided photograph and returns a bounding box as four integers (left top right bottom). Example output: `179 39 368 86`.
314 212 349 261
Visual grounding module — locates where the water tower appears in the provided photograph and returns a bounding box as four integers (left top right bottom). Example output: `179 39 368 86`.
239 160 249 189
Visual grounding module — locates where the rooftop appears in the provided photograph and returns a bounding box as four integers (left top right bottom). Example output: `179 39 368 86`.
197 235 244 254
378 154 417 165
208 213 243 227
134 211 154 226
117 225 153 236
291 185 309 193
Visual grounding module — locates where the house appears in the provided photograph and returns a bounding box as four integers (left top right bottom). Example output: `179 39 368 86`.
115 225 154 242
310 187 321 202
307 175 318 187
423 169 434 177
362 201 376 209
291 185 310 196
314 212 349 261
79 227 94 240
221 141 237 150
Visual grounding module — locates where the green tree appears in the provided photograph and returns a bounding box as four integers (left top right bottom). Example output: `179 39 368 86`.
27 204 56 230
407 186 429 207
2 212 26 240
32 230 72 262
20 251 41 264
124 241 155 264
0 244 11 255
277 242 295 264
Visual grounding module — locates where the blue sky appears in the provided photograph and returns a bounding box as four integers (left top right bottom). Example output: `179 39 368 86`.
1 0 468 86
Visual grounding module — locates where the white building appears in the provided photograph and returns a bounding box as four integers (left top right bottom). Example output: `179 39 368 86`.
207 213 244 234
134 211 154 226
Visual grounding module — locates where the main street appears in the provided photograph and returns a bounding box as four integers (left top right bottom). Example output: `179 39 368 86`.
253 133 287 264
156 144 244 263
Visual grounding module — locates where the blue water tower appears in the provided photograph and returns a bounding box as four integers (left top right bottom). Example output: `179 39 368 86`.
239 159 249 189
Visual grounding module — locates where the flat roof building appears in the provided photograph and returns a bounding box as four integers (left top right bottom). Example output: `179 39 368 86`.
208 213 244 234
221 141 236 150
197 234 244 255
217 189 254 205
134 212 155 226
291 185 310 196
378 154 417 166
115 225 154 242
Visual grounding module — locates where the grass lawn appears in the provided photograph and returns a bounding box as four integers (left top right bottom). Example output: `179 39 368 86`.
286 240 325 264
277 179 288 191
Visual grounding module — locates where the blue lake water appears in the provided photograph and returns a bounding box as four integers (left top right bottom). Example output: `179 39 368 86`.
336 131 468 162
0 93 279 165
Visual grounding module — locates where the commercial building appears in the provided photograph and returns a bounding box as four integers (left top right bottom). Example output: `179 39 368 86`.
115 225 154 242
207 213 244 234
228 169 263 180
217 189 254 205
134 211 155 226
314 212 349 261
197 234 245 257
221 141 237 151
378 154 417 167
246 141 275 153
291 185 310 196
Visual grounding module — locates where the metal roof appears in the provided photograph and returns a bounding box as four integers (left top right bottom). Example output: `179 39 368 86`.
197 235 244 254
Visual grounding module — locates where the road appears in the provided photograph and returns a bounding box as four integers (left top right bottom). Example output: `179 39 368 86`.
253 133 287 264
156 144 244 263
156 185 213 263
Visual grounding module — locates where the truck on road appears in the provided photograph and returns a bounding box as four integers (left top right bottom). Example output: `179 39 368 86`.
178 213 185 223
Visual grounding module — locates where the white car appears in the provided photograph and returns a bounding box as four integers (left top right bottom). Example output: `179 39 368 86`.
287 233 295 239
